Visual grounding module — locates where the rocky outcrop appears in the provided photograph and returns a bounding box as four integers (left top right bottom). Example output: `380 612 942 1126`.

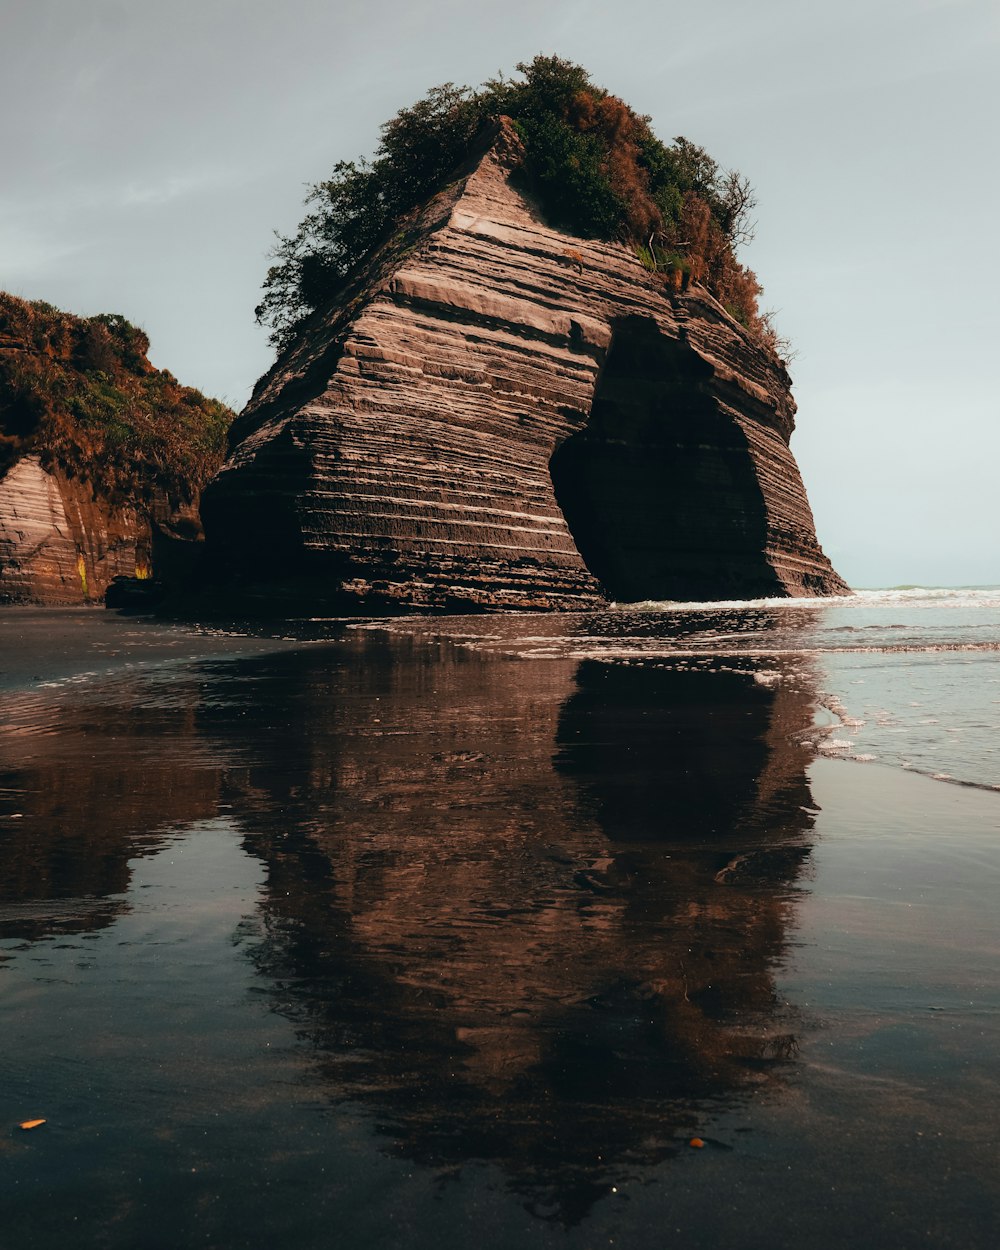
0 456 144 603
0 293 231 605
0 455 208 605
202 122 847 610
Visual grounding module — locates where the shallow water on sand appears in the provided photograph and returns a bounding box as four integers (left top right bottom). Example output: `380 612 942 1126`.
1 596 999 1248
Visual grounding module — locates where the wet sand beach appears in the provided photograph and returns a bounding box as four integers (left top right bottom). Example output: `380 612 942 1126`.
2 601 999 1247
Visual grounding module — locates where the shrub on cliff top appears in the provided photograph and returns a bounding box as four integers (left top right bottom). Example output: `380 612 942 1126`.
0 293 233 508
257 56 776 352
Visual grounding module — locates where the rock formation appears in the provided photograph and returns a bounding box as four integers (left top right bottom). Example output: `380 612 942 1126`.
203 121 847 610
0 456 143 603
0 457 205 605
0 294 231 605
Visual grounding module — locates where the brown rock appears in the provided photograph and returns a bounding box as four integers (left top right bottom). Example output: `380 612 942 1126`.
0 456 143 604
202 121 847 610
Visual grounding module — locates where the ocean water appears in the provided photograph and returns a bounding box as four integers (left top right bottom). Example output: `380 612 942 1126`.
1 591 999 1248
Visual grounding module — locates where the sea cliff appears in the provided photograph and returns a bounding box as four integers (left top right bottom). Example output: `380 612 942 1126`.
0 294 231 604
202 122 846 610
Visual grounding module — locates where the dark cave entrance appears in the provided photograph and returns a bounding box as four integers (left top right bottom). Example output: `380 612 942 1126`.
550 316 779 602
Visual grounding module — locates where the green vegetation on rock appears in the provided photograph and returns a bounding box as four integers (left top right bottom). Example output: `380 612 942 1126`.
257 55 781 354
0 293 233 508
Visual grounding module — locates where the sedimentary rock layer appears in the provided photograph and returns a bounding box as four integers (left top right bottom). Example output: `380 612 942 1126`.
203 122 847 609
0 456 143 604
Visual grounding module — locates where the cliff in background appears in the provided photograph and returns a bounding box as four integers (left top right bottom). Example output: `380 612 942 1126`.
201 122 846 610
0 294 232 604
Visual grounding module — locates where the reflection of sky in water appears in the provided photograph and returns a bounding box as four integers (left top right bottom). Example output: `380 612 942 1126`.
814 652 1000 786
1 605 1000 1247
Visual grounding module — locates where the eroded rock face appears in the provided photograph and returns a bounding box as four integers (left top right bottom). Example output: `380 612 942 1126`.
0 456 143 604
203 123 847 609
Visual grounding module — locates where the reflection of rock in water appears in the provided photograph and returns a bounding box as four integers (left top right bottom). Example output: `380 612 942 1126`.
556 658 816 844
0 624 820 1221
227 638 819 1223
557 660 772 840
0 681 219 940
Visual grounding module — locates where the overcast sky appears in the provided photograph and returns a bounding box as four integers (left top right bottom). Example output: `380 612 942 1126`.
2 0 997 587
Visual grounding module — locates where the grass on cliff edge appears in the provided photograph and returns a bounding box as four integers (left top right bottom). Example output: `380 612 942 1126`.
257 55 787 359
0 293 234 510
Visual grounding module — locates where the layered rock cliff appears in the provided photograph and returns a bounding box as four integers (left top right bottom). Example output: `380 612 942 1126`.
0 455 143 603
202 122 847 610
0 294 231 604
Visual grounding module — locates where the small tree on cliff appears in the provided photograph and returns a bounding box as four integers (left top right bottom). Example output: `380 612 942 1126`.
256 56 771 352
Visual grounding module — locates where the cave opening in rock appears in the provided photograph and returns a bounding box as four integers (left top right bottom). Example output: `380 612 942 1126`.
550 316 780 603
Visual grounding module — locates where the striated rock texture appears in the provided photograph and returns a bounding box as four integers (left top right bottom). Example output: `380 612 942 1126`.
203 122 847 610
0 455 209 606
0 456 144 604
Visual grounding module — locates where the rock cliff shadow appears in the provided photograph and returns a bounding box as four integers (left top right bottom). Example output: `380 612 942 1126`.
218 637 819 1225
550 315 779 602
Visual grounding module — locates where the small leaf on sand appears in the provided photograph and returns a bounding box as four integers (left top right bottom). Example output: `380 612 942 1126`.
688 1137 705 1149
18 1119 46 1130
